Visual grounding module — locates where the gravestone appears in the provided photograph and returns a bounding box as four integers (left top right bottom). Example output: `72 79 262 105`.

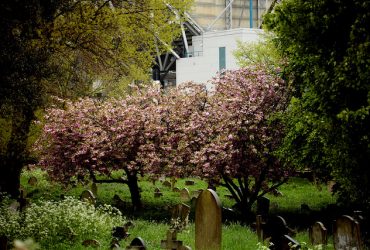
82 239 100 248
171 178 177 189
264 216 291 249
255 215 265 241
327 181 336 193
173 187 181 193
162 180 172 188
28 176 38 186
180 188 190 202
309 221 327 246
185 180 195 186
195 189 222 250
256 196 270 218
126 237 147 250
160 230 191 250
113 226 130 240
333 215 362 250
80 190 96 204
171 203 190 231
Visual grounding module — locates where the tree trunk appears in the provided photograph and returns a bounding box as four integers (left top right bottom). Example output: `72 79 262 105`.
0 108 34 199
126 171 142 211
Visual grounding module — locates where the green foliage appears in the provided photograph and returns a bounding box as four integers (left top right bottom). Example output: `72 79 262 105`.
265 0 370 209
0 197 124 249
234 32 285 71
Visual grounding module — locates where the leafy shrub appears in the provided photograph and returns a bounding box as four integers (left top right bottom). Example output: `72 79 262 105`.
0 197 125 248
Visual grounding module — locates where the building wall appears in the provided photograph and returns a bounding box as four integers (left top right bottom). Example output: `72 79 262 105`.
176 28 262 86
190 0 273 30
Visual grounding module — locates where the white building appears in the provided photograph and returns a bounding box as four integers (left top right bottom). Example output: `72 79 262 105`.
154 0 276 87
176 28 262 85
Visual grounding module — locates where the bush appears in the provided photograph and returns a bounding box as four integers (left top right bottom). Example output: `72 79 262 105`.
0 197 125 248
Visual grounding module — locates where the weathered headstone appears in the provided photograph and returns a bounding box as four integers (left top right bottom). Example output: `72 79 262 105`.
80 190 96 204
185 180 195 186
195 189 222 250
309 221 327 246
162 180 172 188
171 203 190 231
28 176 38 186
327 181 336 193
256 196 270 218
333 215 362 250
173 187 181 193
160 230 191 250
180 188 190 202
171 178 177 189
113 226 130 240
264 216 291 249
126 237 147 250
82 239 100 248
255 215 265 241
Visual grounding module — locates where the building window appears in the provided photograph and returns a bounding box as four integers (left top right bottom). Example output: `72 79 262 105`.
219 47 226 71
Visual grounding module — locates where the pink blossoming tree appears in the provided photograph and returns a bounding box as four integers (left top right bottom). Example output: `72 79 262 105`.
189 67 290 217
35 83 206 210
36 67 289 215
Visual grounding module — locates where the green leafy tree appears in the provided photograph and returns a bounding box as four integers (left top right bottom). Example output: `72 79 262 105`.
0 0 192 199
264 0 370 209
233 32 285 72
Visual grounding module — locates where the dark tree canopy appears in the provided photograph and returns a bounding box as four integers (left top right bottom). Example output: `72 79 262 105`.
264 0 370 209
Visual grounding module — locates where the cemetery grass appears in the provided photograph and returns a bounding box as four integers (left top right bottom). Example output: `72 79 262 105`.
19 169 338 249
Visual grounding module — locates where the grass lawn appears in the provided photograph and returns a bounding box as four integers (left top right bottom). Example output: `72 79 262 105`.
18 168 338 249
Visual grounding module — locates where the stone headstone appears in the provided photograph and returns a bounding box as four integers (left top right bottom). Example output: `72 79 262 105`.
256 196 270 217
327 181 336 193
333 215 362 250
263 216 290 248
162 180 172 188
161 230 184 249
173 187 181 193
28 176 38 186
82 239 100 248
309 221 327 246
80 190 96 204
195 189 222 250
185 180 195 186
126 237 147 250
171 203 190 231
171 178 177 188
113 226 130 240
255 215 265 241
180 188 190 202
